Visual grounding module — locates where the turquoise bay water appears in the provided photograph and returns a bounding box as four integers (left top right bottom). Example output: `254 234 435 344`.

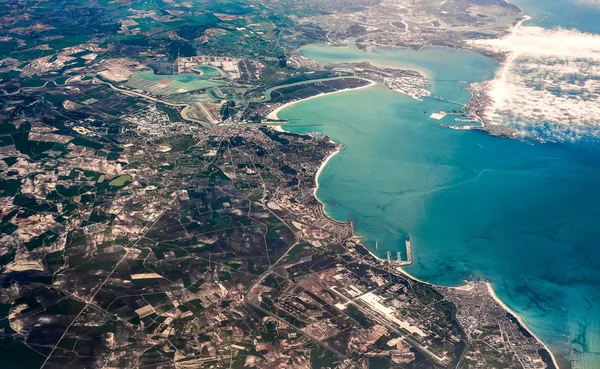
281 27 600 369
515 0 600 32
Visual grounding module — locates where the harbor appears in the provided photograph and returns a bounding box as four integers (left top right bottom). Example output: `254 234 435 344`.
383 236 413 267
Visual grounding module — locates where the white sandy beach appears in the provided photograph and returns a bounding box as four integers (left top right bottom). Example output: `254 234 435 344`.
346 239 558 367
486 283 560 369
395 265 475 291
399 266 559 367
399 267 559 366
314 144 340 200
266 79 377 121
268 77 376 202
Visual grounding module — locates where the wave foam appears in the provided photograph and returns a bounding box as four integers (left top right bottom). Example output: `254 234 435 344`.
471 25 600 141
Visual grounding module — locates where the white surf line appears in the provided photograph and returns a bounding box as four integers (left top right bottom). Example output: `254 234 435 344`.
486 283 561 369
314 144 340 202
266 79 377 121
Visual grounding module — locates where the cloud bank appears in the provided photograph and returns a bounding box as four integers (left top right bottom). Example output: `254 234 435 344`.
574 0 600 8
471 25 600 141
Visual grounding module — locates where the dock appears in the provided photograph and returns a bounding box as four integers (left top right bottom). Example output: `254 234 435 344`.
387 236 414 267
366 235 413 267
405 236 413 265
393 236 413 266
426 95 464 106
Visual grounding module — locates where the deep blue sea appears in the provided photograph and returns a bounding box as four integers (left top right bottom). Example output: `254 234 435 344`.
279 1 600 367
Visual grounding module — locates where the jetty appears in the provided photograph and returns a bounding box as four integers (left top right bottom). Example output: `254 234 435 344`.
382 235 414 267
394 236 413 266
405 236 413 265
426 95 464 106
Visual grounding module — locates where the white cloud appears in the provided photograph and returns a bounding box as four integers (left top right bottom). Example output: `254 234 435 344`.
471 25 600 141
574 0 600 8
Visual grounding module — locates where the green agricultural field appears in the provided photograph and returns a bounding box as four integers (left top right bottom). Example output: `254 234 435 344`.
109 174 132 186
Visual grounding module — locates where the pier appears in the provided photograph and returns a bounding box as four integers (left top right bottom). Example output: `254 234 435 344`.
404 236 413 265
426 95 465 107
381 235 413 267
393 236 413 266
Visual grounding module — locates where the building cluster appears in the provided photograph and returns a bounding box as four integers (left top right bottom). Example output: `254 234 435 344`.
289 0 521 52
123 105 198 137
0 0 557 365
247 241 467 367
331 63 433 100
442 283 553 369
177 55 240 79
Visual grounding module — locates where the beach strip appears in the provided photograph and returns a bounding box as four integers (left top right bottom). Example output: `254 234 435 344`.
314 144 340 200
399 265 559 367
266 78 377 121
395 265 475 291
486 283 560 369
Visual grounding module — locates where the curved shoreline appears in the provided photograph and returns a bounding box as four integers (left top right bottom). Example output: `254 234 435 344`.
269 80 372 216
267 79 375 211
271 75 561 369
314 144 341 204
486 283 560 369
397 266 559 368
266 78 377 121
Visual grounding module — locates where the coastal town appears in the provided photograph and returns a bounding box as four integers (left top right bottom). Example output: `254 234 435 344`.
0 0 567 368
